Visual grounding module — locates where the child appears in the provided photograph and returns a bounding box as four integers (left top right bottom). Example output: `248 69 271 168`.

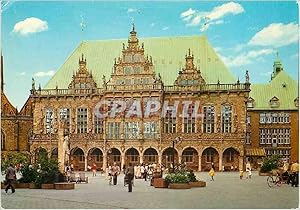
239 170 243 179
209 168 215 181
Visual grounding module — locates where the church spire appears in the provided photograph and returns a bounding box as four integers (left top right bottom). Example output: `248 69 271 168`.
271 51 283 80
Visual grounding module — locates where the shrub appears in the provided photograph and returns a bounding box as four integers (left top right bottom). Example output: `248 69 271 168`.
1 152 30 174
18 164 37 183
165 171 189 184
260 155 281 173
187 170 197 182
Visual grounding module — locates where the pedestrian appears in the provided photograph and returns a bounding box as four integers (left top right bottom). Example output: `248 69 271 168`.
144 164 148 181
239 170 243 179
5 164 16 193
140 164 145 179
65 165 71 182
209 167 215 181
125 164 134 192
92 163 97 176
290 160 299 187
111 162 120 185
231 165 234 171
246 161 251 179
222 165 225 172
211 162 215 170
123 164 126 174
70 164 74 172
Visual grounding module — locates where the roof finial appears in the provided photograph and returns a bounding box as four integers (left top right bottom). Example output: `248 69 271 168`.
132 22 135 32
245 70 250 83
188 48 191 56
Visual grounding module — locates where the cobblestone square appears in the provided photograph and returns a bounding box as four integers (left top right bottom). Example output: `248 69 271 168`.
1 172 299 209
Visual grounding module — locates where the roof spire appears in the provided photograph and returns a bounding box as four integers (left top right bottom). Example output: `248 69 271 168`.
132 22 135 32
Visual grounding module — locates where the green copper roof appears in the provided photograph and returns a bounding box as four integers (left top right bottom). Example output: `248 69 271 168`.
45 35 236 89
249 70 298 110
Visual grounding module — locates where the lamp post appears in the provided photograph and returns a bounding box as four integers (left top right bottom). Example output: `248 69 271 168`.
172 137 182 173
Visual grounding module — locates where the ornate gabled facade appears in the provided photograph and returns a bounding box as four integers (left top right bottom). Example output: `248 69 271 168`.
246 56 299 169
29 26 251 172
1 55 33 154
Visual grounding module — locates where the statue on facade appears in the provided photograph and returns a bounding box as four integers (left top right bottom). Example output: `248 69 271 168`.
245 70 250 83
63 135 70 164
102 75 107 89
32 78 36 91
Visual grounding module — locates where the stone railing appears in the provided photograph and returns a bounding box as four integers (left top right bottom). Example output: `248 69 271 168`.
164 83 250 92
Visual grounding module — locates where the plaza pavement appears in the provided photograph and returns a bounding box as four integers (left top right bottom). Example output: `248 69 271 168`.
1 171 299 209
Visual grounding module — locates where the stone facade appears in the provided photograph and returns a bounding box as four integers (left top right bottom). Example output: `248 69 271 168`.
29 27 250 171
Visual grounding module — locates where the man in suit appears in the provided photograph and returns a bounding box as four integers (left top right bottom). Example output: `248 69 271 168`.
5 164 16 193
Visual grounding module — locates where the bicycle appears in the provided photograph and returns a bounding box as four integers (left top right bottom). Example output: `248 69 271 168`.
267 173 282 187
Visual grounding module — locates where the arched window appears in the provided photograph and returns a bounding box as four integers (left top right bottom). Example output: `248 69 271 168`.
45 108 53 134
1 130 5 150
203 106 215 133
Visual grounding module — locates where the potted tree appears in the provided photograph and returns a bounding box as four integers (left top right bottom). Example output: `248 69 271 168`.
165 172 191 189
259 155 281 176
187 170 206 187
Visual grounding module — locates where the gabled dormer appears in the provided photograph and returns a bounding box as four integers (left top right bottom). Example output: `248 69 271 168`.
269 96 280 108
247 97 255 108
109 24 160 86
68 54 97 89
174 49 205 86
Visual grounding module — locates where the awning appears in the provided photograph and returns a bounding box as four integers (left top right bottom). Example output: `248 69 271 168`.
245 148 266 156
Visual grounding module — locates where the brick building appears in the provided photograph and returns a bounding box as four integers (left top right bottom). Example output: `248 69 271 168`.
245 56 298 169
29 26 250 171
1 55 33 156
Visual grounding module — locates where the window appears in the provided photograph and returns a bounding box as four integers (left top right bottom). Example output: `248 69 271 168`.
183 104 195 133
144 121 158 139
77 108 87 133
125 79 131 85
260 113 266 124
260 129 265 144
124 55 132 63
94 113 103 134
124 122 139 139
203 106 215 133
222 105 232 133
164 110 176 133
124 67 132 74
45 108 53 134
133 66 141 74
284 129 290 144
226 151 234 162
133 54 141 62
1 130 5 150
284 113 290 123
59 108 70 133
182 149 194 163
205 150 213 162
108 122 120 139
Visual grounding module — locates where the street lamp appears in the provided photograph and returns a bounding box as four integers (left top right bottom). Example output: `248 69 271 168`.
172 137 182 173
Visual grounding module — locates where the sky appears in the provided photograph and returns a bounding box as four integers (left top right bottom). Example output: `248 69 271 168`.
1 1 299 109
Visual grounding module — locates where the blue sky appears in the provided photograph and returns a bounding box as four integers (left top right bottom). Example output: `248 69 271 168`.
1 1 299 109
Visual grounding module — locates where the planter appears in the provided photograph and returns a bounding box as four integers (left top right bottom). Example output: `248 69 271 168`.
153 178 168 188
15 183 30 188
168 183 191 189
54 183 75 190
41 183 55 189
29 183 39 189
189 181 206 187
259 171 271 176
1 183 5 189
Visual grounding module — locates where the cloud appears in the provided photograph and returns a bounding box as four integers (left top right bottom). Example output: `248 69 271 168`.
18 72 26 76
162 26 169 31
127 8 137 13
34 70 55 77
290 53 298 60
150 23 155 27
220 48 275 67
249 22 298 47
259 71 272 77
13 17 48 35
181 2 244 31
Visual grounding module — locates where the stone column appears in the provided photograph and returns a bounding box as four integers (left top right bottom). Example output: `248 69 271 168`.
84 154 88 171
239 156 244 171
139 154 143 164
103 153 107 171
219 154 223 171
121 154 125 169
178 155 182 165
57 121 65 173
158 154 162 165
198 155 202 172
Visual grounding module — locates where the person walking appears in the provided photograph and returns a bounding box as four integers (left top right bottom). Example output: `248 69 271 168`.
125 164 134 192
111 162 120 185
209 167 215 181
245 161 251 179
5 164 16 193
92 163 97 177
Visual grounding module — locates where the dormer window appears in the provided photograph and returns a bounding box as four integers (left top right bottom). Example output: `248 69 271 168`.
294 97 299 107
270 96 280 108
247 97 255 108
